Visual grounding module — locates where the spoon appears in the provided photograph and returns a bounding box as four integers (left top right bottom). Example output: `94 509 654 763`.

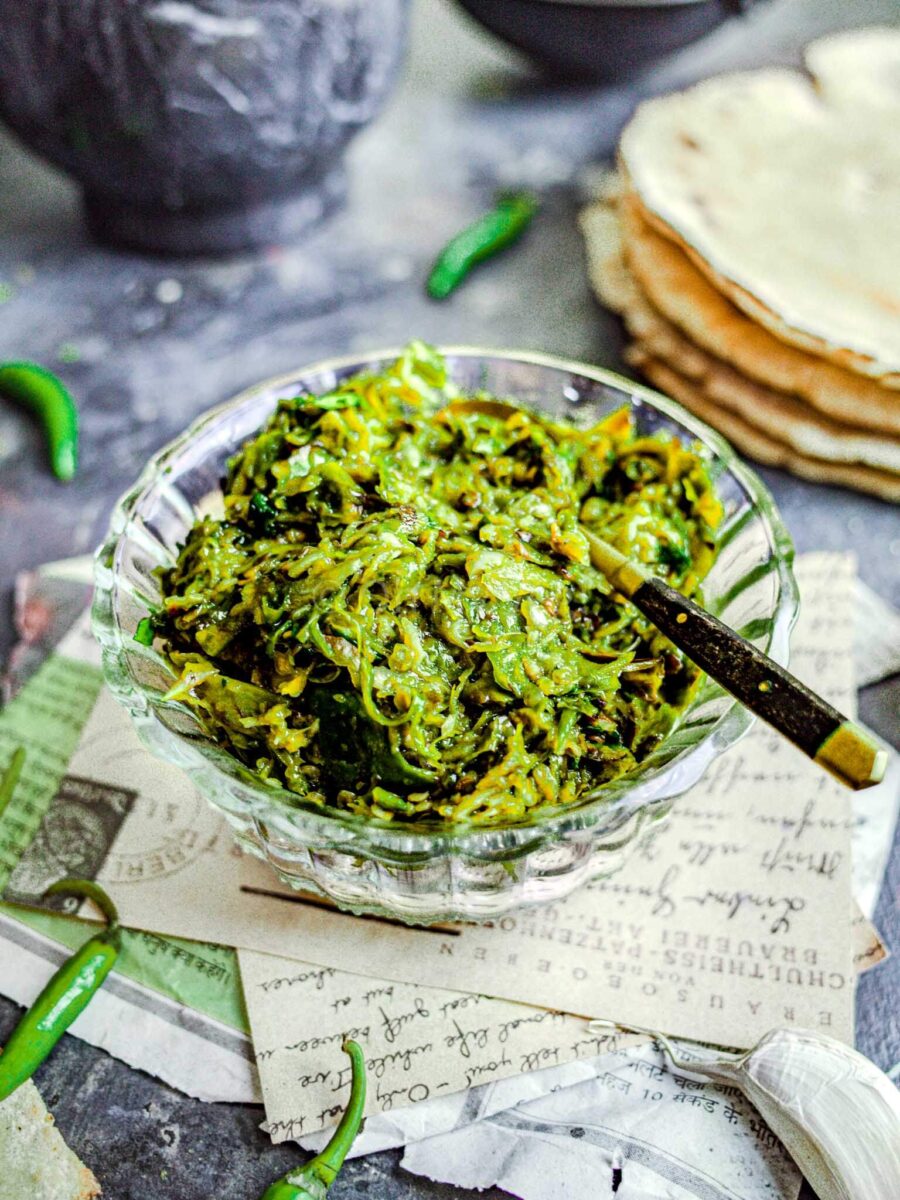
582 529 885 790
438 399 887 790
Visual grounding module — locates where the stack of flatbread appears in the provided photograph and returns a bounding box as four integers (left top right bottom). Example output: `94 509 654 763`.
580 27 900 502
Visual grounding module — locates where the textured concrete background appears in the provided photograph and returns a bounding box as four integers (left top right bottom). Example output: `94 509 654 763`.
0 1 897 1196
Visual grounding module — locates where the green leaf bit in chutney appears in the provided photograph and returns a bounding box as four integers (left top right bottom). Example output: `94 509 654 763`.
153 344 722 825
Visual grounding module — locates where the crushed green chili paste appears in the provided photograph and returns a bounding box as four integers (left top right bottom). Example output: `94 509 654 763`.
154 343 722 824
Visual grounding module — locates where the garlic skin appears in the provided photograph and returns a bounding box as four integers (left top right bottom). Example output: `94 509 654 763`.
600 1025 900 1200
732 1029 900 1200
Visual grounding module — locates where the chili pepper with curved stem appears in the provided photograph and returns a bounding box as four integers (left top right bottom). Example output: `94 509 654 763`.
0 361 79 481
0 879 120 1102
259 1040 367 1200
427 191 539 300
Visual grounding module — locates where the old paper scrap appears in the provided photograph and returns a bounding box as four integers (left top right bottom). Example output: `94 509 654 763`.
0 603 258 1104
239 950 642 1142
853 576 900 688
0 908 259 1105
852 739 900 919
292 1044 653 1158
4 555 858 1053
287 905 880 1164
3 554 94 704
851 904 888 973
245 892 882 1145
400 1039 801 1200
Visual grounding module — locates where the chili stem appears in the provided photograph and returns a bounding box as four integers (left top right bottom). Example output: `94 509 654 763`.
259 1040 367 1199
304 1040 367 1187
44 877 120 930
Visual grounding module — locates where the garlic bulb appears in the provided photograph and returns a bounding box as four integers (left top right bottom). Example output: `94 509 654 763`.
589 1023 900 1200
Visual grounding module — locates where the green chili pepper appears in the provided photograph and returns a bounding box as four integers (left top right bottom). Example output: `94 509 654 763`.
0 746 26 821
427 191 538 300
0 879 120 1102
259 1040 367 1200
0 361 79 481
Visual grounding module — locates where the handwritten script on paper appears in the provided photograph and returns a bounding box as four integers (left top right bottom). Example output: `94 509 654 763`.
238 950 642 1141
241 892 880 1142
4 555 858 1070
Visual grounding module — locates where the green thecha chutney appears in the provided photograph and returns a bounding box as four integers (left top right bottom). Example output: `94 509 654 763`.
151 344 722 824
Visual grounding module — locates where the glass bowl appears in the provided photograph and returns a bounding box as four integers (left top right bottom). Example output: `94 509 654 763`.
92 349 797 923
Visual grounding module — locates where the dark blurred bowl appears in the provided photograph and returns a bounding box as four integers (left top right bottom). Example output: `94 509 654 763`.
455 0 768 82
0 0 409 254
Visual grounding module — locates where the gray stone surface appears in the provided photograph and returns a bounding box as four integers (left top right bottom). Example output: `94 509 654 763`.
0 1 897 1196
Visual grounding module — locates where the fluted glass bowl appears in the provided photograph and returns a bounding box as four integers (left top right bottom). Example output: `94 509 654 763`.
93 349 797 922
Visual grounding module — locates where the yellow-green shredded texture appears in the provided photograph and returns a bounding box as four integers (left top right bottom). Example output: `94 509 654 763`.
154 343 722 824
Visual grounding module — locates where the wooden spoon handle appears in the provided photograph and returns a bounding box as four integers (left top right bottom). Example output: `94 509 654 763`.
585 533 886 791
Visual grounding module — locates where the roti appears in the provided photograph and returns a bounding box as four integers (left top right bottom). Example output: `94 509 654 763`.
807 26 900 114
628 349 900 504
579 191 633 313
616 263 900 473
619 33 900 383
617 193 900 436
580 194 900 471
